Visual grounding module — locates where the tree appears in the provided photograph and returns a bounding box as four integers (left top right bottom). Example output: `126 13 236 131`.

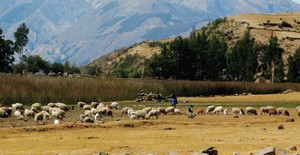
14 23 29 74
263 34 284 82
0 27 15 72
26 55 50 73
51 62 64 74
287 47 300 82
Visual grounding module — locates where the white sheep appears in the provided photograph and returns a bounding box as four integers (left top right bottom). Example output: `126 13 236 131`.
165 107 175 114
276 107 286 115
34 112 45 124
24 109 35 119
206 105 215 114
91 102 99 108
50 108 66 120
212 106 224 114
142 107 152 113
130 110 147 119
31 102 42 111
174 108 182 115
40 111 51 120
130 113 137 120
232 107 245 115
223 109 228 115
146 109 160 119
296 106 300 111
79 114 94 123
83 105 91 111
110 102 119 110
297 108 300 116
55 102 69 111
84 110 93 117
157 107 167 115
260 107 268 115
12 103 24 111
48 103 55 108
14 110 24 120
77 102 86 110
121 107 130 116
245 107 258 115
0 109 8 118
127 108 135 117
96 103 105 109
42 106 51 113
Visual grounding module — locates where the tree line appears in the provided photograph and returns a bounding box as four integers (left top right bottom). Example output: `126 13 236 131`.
144 28 300 83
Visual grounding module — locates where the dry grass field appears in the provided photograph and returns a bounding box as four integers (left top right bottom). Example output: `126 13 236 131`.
0 93 300 155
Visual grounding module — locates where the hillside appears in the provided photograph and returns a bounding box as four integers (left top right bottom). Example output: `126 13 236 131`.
88 12 300 76
1 0 300 65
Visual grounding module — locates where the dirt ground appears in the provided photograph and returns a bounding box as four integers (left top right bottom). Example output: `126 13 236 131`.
0 93 300 155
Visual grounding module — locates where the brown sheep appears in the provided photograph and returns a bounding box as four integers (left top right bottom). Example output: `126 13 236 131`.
197 108 205 115
282 110 290 116
268 108 277 116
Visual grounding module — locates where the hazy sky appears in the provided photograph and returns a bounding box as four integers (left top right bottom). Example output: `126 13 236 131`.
292 0 300 4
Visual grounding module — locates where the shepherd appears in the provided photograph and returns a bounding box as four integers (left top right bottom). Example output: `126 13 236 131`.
169 92 178 108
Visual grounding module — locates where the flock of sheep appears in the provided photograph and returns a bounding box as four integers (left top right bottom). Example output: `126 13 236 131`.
0 101 300 126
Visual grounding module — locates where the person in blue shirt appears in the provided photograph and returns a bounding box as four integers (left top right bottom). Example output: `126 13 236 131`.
169 92 178 108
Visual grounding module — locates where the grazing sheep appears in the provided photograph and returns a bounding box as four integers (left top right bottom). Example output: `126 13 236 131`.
0 109 8 118
121 107 130 116
157 107 167 115
55 102 69 111
146 109 160 119
14 110 24 120
98 107 113 116
165 107 175 114
268 108 277 116
174 108 182 115
83 105 91 111
297 109 300 116
232 107 245 115
94 113 101 122
110 102 119 110
260 107 268 115
212 106 224 114
50 108 66 120
142 107 152 113
276 107 286 115
31 103 42 111
84 110 93 117
130 113 137 120
12 103 24 111
40 111 51 120
96 103 105 109
246 107 258 115
282 110 290 116
127 108 135 117
42 106 51 113
296 106 300 112
79 114 94 123
130 110 147 119
34 112 45 124
0 107 12 117
24 109 35 119
197 108 205 115
223 109 228 115
48 103 55 108
91 102 99 108
77 102 86 109
206 105 215 114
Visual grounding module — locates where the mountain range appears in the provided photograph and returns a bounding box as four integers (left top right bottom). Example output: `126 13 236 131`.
1 0 300 65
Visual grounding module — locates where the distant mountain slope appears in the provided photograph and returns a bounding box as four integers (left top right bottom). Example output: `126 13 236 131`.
1 0 300 65
88 12 300 75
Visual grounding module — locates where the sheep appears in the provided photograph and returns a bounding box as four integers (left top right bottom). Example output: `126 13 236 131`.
174 108 182 115
48 103 55 108
55 102 69 111
232 107 245 115
34 112 45 124
84 110 93 117
146 109 160 119
282 110 290 116
0 107 12 117
77 102 86 110
95 103 104 109
50 108 66 120
142 107 152 113
0 109 8 118
130 113 137 120
260 107 268 115
206 105 215 114
31 102 42 111
223 109 228 115
165 107 175 114
157 107 167 115
130 110 147 119
83 105 91 111
94 113 101 122
91 102 99 108
42 106 51 113
268 108 277 116
245 107 258 115
40 111 51 120
212 106 224 114
298 109 300 116
98 107 113 116
14 110 24 120
24 109 35 119
121 107 130 116
79 114 94 123
12 103 24 111
296 106 300 112
127 108 135 117
197 108 205 115
110 102 119 110
276 107 286 115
